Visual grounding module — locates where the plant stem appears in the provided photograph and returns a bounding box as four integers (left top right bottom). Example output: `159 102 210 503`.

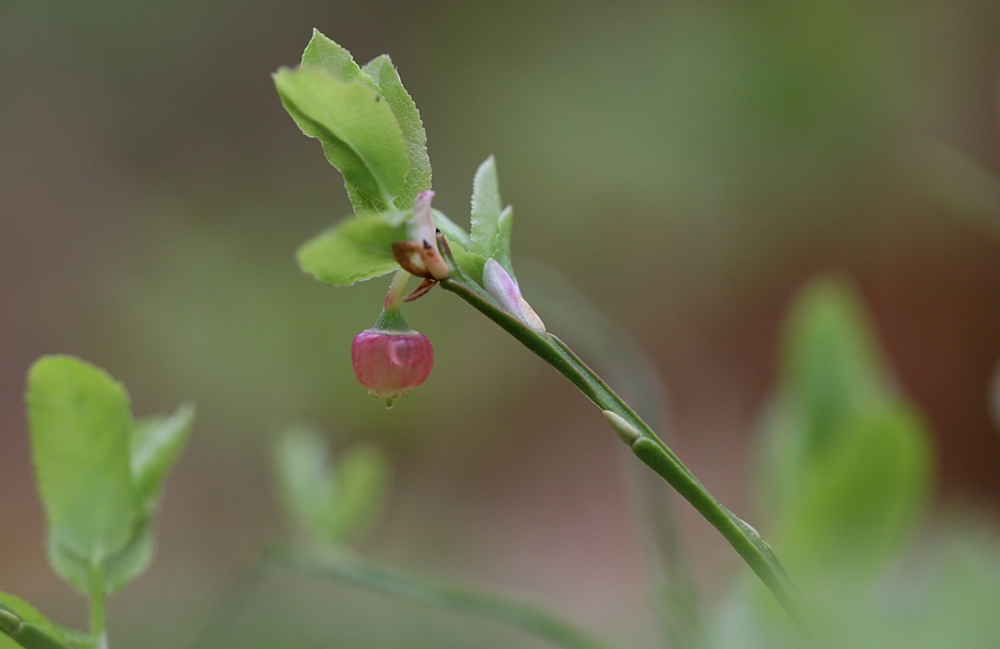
267 548 612 649
437 249 803 626
88 565 107 647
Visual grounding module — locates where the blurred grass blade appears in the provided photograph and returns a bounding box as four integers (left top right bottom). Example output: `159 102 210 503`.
269 549 613 649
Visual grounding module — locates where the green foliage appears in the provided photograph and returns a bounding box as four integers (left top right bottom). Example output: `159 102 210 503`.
273 427 390 546
281 34 523 293
362 54 432 209
0 592 91 649
470 156 514 274
27 357 136 595
275 66 409 214
25 356 192 597
765 277 933 581
705 276 949 647
276 30 431 217
297 213 409 286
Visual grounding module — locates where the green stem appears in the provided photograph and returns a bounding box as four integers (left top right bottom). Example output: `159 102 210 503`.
437 244 803 627
267 549 612 649
88 565 106 647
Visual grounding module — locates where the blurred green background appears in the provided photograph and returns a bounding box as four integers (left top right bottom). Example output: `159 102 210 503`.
3 0 1000 647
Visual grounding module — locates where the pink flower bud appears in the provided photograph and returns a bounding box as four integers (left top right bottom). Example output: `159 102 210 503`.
351 328 434 406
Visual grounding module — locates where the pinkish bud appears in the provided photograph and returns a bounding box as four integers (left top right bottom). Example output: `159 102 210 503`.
351 328 433 406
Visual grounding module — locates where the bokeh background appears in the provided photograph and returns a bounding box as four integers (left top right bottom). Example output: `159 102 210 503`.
3 0 1000 647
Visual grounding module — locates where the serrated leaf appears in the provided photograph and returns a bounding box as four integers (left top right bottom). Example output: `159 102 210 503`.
297 214 407 286
363 55 432 209
301 29 377 88
275 67 409 214
470 156 510 267
777 403 932 593
27 356 135 593
432 209 472 251
131 403 194 516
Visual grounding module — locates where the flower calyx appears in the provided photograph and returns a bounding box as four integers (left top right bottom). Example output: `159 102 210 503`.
392 190 450 301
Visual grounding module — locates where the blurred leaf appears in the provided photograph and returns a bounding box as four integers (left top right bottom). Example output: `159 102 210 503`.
363 54 432 209
470 156 514 275
131 402 195 515
274 428 390 546
275 427 337 544
325 442 391 544
297 214 407 286
98 519 154 594
781 278 890 455
432 208 473 250
759 277 895 515
27 356 135 594
1 592 91 649
274 66 409 214
777 403 932 593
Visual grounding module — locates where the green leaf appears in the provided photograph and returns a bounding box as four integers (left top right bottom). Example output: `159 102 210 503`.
27 356 135 593
470 156 513 273
274 66 409 214
99 519 154 594
301 29 377 88
432 209 472 251
297 213 407 286
363 54 432 209
759 276 897 515
273 428 390 546
274 426 338 544
781 277 890 456
777 403 932 593
130 402 194 516
325 442 391 544
1 592 90 649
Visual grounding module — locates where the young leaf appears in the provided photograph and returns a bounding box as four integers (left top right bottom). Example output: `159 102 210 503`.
471 156 513 277
325 442 390 544
274 427 338 544
0 593 86 649
274 67 409 214
98 519 154 594
781 277 890 456
274 429 390 546
301 29 378 89
130 402 195 516
776 403 932 592
432 209 472 251
759 276 897 515
27 356 135 593
363 55 432 209
297 213 407 286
